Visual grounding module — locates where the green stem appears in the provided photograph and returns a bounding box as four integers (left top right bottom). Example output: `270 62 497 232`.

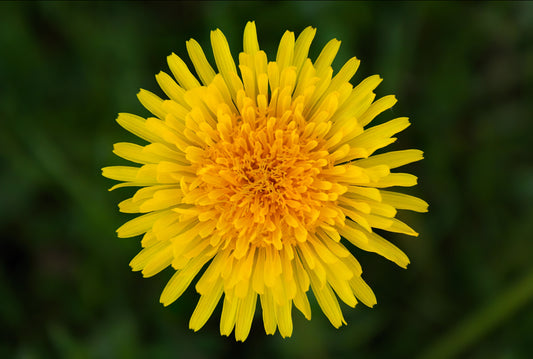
418 268 533 359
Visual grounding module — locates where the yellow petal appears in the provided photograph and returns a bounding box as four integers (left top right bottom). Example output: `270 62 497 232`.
340 254 363 277
264 246 282 287
350 275 377 307
189 280 224 331
267 61 280 93
340 206 372 233
345 186 382 201
155 71 187 105
358 95 397 127
260 290 277 335
211 29 238 98
220 293 239 336
116 210 170 238
186 39 216 86
309 272 345 328
347 226 410 268
276 300 293 338
356 149 424 169
239 64 256 102
163 100 189 121
328 56 360 92
130 241 169 271
292 285 311 321
309 236 339 264
276 30 295 72
140 188 183 212
243 21 260 54
331 75 382 126
380 191 429 212
144 143 188 164
387 217 419 236
305 66 333 115
137 89 167 120
113 142 157 164
118 197 141 213
372 173 418 188
160 249 214 306
235 286 257 341
316 230 351 258
115 113 162 143
325 268 357 308
367 201 397 218
338 196 372 214
102 165 141 182
362 213 394 230
141 231 158 248
351 117 411 156
293 26 316 73
195 250 229 294
167 53 201 90
314 38 341 77
142 243 173 277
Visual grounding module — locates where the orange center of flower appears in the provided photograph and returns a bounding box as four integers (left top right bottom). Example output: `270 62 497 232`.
190 100 346 257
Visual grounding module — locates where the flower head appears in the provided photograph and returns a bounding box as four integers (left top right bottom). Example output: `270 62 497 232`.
102 21 427 341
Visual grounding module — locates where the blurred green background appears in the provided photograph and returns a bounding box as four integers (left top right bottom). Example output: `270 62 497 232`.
1 1 533 358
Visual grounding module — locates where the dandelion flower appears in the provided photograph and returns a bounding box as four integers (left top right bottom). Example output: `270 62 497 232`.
102 21 427 341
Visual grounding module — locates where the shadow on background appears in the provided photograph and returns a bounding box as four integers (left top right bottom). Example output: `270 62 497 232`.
1 1 532 358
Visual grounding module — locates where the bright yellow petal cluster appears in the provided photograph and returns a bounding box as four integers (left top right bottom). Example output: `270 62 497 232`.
102 21 427 341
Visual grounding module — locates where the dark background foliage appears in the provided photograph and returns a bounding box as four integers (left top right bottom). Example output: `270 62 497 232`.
1 1 532 358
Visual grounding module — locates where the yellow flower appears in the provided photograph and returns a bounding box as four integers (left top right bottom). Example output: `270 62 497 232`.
102 21 427 341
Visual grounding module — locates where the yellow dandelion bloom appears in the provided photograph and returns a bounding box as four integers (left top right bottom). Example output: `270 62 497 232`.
102 21 427 341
